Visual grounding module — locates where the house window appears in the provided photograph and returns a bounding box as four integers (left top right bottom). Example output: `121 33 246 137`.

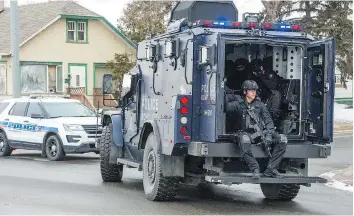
67 21 76 41
66 19 88 43
20 64 63 94
78 22 86 41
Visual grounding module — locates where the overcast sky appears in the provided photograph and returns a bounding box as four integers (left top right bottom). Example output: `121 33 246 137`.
4 0 265 26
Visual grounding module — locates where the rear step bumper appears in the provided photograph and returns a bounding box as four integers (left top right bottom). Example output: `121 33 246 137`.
205 174 327 184
188 142 331 158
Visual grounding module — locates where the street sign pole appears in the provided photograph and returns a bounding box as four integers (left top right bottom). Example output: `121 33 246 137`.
10 0 20 98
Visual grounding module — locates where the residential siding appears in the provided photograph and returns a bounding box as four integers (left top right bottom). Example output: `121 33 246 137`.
5 17 136 96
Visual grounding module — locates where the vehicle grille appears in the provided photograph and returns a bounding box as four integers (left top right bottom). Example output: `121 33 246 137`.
82 125 102 134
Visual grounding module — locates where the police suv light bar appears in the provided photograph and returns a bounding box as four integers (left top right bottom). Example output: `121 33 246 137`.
29 94 70 99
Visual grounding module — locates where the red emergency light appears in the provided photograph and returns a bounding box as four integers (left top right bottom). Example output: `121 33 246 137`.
263 23 272 29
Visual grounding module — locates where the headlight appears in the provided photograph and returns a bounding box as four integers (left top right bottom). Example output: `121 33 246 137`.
63 124 84 131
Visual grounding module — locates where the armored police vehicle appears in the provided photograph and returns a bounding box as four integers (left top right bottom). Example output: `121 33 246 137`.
98 0 334 201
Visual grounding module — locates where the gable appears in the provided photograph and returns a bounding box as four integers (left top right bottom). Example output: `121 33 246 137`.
0 1 136 55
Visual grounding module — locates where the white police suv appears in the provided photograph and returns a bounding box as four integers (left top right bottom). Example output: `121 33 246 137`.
0 95 102 161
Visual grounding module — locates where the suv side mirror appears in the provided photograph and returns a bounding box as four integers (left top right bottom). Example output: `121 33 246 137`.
31 113 45 119
102 74 113 94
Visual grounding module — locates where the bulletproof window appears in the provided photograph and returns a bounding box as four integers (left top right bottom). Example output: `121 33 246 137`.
312 53 323 66
9 102 28 116
0 102 9 114
26 102 44 117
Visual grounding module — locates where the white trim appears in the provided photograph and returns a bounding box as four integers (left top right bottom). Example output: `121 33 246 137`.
100 20 135 50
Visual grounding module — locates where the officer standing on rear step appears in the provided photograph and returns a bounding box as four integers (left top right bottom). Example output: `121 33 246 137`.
224 80 288 179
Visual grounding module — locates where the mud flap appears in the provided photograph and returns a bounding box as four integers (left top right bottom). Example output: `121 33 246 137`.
111 114 124 147
109 114 124 164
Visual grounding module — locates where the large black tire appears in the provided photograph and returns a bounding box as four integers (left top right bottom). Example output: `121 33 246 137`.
260 183 300 201
0 132 12 157
99 124 123 182
142 132 180 201
45 135 65 161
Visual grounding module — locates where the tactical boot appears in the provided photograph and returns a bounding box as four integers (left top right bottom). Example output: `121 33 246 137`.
263 168 284 178
252 169 261 179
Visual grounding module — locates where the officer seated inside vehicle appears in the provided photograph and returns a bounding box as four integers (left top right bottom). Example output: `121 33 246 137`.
224 80 288 179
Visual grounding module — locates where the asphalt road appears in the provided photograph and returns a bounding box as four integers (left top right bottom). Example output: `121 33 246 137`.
0 135 352 215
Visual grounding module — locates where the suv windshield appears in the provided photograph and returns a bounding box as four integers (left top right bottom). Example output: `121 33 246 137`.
41 102 96 118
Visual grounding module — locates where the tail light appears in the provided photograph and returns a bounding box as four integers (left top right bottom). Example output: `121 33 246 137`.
180 126 188 135
180 96 189 105
180 106 188 115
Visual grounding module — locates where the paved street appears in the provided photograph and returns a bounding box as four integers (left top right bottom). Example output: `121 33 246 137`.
0 135 352 215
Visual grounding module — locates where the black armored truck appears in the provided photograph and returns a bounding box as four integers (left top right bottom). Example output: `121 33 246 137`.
98 0 335 201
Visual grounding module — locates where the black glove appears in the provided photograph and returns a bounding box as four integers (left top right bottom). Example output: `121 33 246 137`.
265 133 272 145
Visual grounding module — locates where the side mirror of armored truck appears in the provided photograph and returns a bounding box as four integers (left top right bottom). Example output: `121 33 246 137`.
102 74 113 94
198 45 216 66
121 74 136 98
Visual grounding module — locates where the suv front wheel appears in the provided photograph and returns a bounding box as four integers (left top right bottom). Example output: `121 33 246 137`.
45 135 65 161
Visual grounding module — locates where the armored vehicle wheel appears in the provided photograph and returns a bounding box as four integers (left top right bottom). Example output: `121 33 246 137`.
260 183 300 201
45 135 65 161
143 132 180 201
0 132 12 157
100 124 123 182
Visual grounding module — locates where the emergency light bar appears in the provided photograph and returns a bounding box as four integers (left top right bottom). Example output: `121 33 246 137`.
192 19 302 32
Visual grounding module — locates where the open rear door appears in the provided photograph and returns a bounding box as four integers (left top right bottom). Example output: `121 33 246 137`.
306 37 335 142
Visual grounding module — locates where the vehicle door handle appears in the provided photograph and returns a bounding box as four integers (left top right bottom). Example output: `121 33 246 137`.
4 118 9 121
23 120 29 123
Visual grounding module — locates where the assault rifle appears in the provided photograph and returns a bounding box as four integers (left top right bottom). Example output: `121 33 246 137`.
246 107 272 157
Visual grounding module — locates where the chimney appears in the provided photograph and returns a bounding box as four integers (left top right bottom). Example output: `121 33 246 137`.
0 1 4 13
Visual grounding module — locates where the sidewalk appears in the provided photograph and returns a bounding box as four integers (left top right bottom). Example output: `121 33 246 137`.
334 120 353 134
320 166 353 192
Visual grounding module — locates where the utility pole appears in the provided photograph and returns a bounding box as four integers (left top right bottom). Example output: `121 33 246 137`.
11 0 20 98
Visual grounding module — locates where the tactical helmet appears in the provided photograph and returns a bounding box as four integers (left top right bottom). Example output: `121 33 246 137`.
241 80 259 91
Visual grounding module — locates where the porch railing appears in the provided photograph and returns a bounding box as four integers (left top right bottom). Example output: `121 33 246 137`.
93 88 117 108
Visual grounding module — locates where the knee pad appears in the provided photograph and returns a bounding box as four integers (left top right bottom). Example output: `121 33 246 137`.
240 134 251 144
279 134 288 144
239 134 251 153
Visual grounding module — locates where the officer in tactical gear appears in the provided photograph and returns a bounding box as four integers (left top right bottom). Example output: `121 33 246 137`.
224 80 288 179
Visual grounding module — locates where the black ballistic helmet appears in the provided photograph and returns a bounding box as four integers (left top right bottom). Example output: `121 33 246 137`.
241 80 259 91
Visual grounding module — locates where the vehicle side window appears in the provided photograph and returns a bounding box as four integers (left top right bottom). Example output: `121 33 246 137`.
9 102 28 116
0 102 10 114
26 102 43 117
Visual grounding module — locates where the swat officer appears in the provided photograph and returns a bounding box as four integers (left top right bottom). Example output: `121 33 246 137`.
225 80 287 179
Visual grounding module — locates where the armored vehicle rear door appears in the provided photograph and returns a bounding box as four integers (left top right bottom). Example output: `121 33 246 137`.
197 34 219 142
306 37 335 142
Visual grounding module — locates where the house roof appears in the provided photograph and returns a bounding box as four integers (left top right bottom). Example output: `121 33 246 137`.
0 1 136 55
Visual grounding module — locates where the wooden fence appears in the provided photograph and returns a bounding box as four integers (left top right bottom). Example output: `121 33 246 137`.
93 88 117 108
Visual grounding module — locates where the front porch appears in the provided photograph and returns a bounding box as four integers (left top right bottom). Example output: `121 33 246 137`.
68 87 117 109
